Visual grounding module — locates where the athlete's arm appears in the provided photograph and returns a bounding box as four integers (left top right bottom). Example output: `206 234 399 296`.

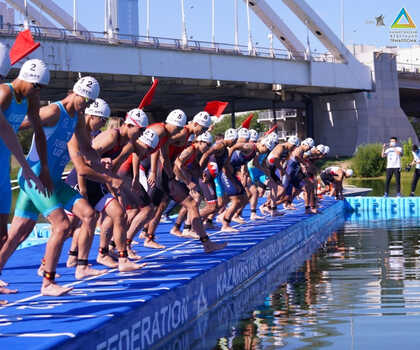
67 133 121 188
174 146 194 188
199 142 222 170
0 110 44 192
111 142 134 171
160 141 175 179
26 94 54 195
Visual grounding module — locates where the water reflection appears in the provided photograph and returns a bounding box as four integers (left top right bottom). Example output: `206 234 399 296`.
213 220 420 350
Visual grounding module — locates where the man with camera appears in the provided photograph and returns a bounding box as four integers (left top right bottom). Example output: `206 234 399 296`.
382 137 403 197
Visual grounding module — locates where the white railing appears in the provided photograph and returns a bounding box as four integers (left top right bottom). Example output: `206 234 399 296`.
0 24 337 64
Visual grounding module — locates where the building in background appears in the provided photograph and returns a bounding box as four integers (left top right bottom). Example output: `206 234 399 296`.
0 2 15 29
117 0 139 36
257 109 305 140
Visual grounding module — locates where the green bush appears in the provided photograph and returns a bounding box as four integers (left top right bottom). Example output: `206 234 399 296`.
211 112 265 138
351 143 386 177
401 138 413 169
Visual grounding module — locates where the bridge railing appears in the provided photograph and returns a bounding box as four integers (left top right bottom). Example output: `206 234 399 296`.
0 24 336 64
397 62 420 76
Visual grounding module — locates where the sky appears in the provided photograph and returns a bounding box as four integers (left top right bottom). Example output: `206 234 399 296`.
8 0 420 53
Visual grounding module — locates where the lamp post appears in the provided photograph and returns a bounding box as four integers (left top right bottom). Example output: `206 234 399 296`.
181 0 188 47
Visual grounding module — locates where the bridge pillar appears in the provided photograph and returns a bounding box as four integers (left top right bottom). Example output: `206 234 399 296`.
312 52 418 156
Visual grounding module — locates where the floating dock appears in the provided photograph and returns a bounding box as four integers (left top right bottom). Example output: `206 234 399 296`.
0 198 345 349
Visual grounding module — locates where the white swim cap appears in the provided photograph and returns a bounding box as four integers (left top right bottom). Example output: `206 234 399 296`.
288 136 300 146
302 137 314 148
166 109 187 128
249 129 258 142
238 128 250 140
316 144 325 154
345 169 354 177
85 98 111 118
125 108 148 128
323 145 330 154
192 111 211 128
267 132 279 143
18 59 50 85
73 76 100 100
0 43 11 78
224 128 238 141
139 128 159 149
261 136 277 151
197 131 213 144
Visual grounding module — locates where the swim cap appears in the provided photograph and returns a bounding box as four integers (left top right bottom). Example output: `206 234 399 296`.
192 111 211 128
249 129 258 142
139 128 159 149
125 108 148 128
85 98 111 118
18 59 50 85
224 128 238 141
197 131 213 144
166 109 187 128
73 76 100 100
288 136 300 146
238 128 250 140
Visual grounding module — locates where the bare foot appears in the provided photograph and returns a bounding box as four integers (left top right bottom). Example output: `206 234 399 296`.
0 279 8 287
0 287 17 294
118 258 147 272
170 227 184 237
216 214 224 223
127 248 142 260
221 225 239 232
139 231 146 239
259 205 270 216
182 230 200 239
66 255 77 268
75 265 107 280
232 216 246 224
144 239 165 249
203 240 227 253
131 240 139 246
250 213 264 220
37 265 61 278
41 282 73 296
0 300 7 305
96 253 118 268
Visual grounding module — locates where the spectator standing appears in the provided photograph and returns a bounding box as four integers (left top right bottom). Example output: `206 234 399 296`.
382 137 402 197
410 144 420 196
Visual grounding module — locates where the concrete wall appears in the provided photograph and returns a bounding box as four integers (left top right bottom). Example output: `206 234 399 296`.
313 52 419 156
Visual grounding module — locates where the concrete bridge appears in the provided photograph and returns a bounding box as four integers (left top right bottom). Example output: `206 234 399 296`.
1 0 418 155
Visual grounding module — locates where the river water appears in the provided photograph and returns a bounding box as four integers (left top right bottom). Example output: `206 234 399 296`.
209 217 420 350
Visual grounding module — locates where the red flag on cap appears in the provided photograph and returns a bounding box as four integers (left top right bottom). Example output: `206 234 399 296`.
241 113 254 129
138 78 159 109
264 124 278 135
204 101 228 117
10 30 41 65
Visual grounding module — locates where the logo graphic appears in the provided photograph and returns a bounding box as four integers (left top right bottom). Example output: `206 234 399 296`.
391 8 416 29
375 15 385 26
389 8 417 43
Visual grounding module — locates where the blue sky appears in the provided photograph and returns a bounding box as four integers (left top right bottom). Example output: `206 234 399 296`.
11 0 420 53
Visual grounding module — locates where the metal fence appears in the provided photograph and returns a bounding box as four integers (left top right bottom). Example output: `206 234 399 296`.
0 23 337 63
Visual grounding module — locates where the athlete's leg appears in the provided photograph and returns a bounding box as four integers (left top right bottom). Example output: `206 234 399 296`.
104 200 146 272
170 206 187 237
97 213 118 268
41 208 74 296
71 199 106 279
126 205 153 258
